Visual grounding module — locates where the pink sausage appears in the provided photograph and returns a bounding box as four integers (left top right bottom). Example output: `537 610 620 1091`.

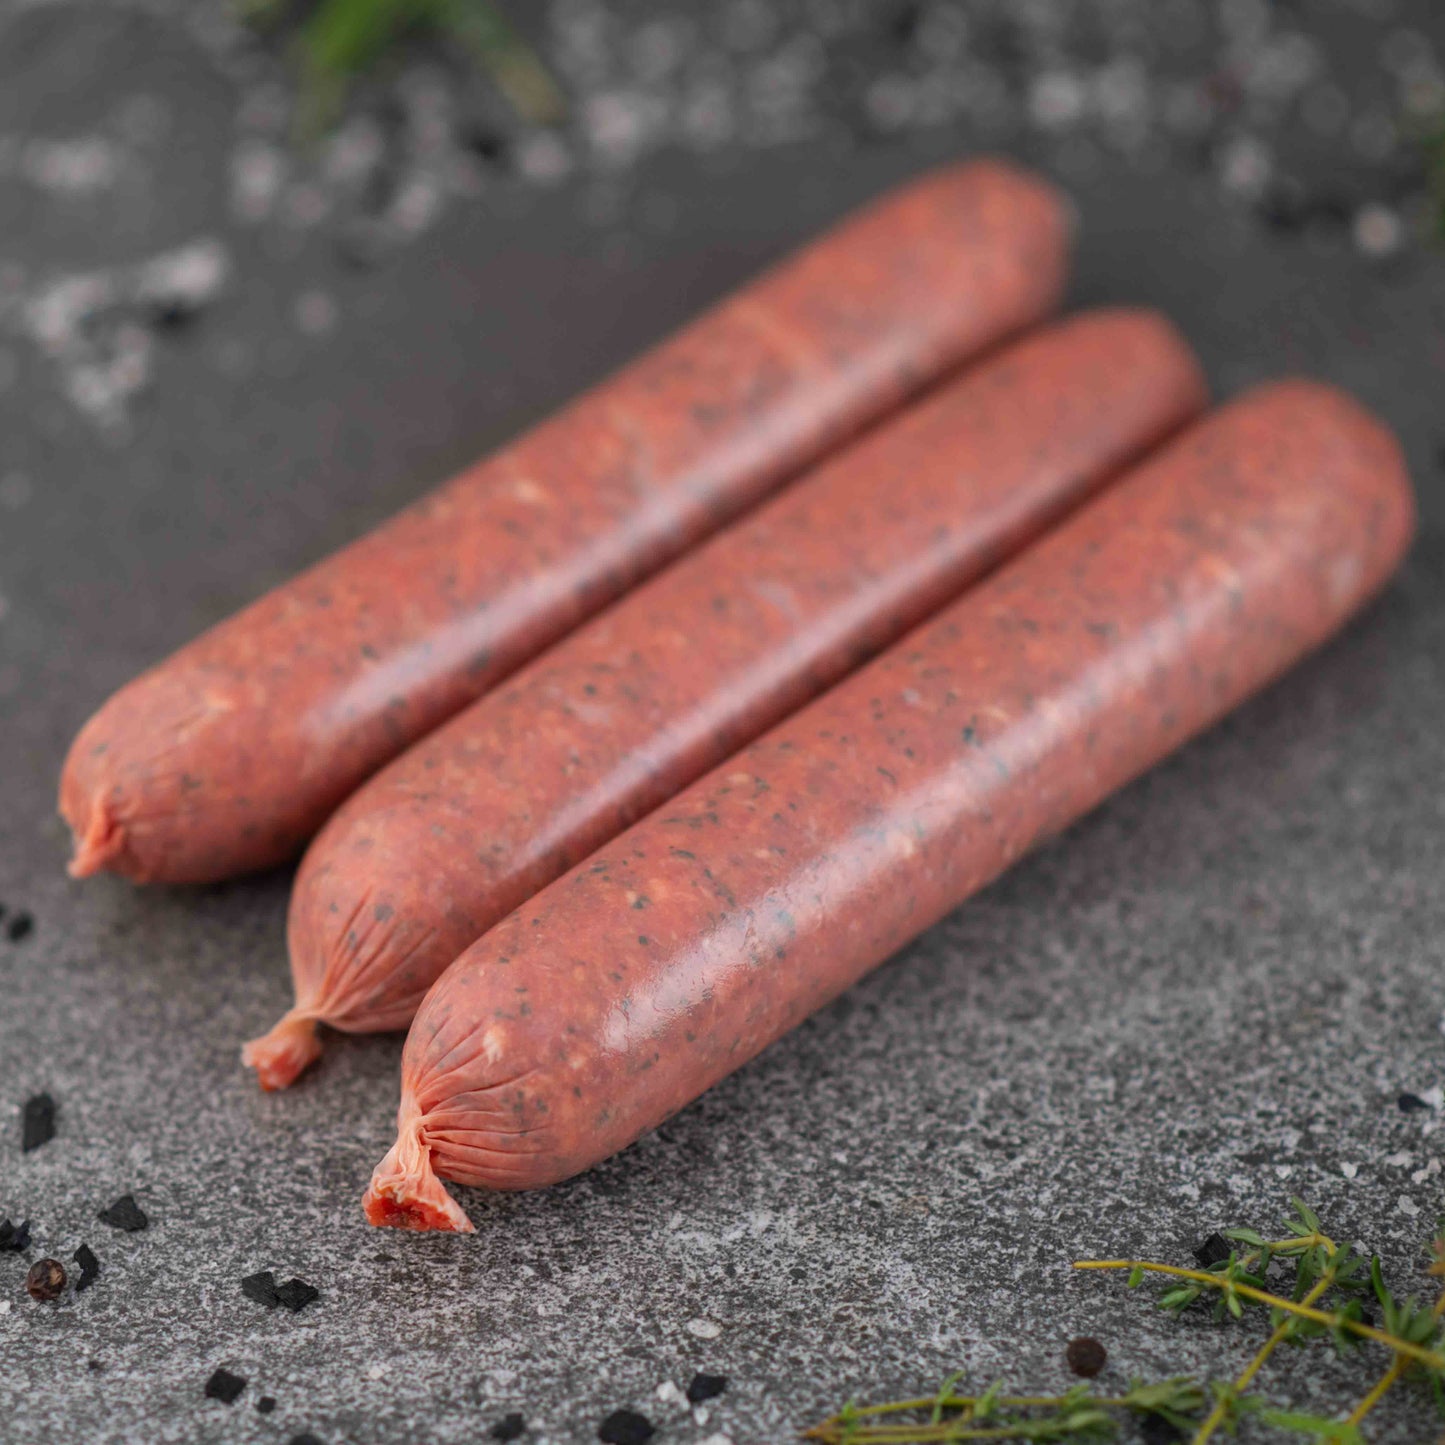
59 160 1069 885
363 380 1415 1231
245 310 1206 1089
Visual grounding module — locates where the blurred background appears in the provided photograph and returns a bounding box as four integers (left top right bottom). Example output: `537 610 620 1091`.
2 1 1443 436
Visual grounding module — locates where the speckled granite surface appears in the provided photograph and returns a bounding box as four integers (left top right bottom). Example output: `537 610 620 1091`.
3 5 1445 1443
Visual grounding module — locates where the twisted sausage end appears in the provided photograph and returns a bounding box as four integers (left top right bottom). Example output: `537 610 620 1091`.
363 1115 476 1233
241 1013 324 1092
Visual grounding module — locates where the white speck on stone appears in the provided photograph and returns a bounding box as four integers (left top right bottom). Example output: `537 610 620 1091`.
0 1300 10 1314
1029 72 1088 129
366 1362 387 1380
135 239 230 314
1219 135 1272 198
694 1406 710 1427
517 131 573 185
283 182 331 230
1422 1086 1444 1110
686 1318 722 1340
27 273 114 356
1251 32 1321 100
392 174 444 235
1274 1164 1293 1179
1094 57 1149 131
1398 1195 1421 1217
1340 1162 1358 1179
236 81 290 135
22 136 121 196
231 141 286 224
680 82 734 149
699 1434 734 1445
864 75 915 131
1386 1151 1414 1168
631 17 689 83
1354 203 1404 260
323 117 385 189
654 1381 686 1408
585 91 652 166
112 323 152 391
295 290 338 337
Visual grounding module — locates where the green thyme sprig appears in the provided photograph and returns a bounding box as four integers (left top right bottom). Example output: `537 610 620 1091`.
808 1201 1445 1444
804 1377 1206 1443
240 0 564 134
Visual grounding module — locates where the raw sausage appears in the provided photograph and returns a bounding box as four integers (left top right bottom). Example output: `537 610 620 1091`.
246 310 1206 1089
362 380 1415 1231
367 379 1415 1229
59 160 1069 885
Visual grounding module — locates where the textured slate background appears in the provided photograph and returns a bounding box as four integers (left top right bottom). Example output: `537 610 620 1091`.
2 3 1444 1442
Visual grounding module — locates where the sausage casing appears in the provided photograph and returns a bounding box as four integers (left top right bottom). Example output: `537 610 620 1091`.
246 310 1207 1089
364 380 1415 1231
60 160 1069 884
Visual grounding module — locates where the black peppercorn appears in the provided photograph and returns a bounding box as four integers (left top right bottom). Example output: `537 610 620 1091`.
1065 1336 1107 1378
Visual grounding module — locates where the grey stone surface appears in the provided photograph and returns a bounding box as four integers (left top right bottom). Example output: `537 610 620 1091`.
3 4 1445 1443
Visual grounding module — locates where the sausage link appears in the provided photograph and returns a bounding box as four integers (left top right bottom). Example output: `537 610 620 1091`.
245 310 1206 1089
59 160 1069 885
363 379 1415 1231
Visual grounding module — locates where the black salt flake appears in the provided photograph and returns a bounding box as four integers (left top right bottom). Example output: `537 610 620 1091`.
21 1093 56 1152
288 1434 326 1445
241 1269 280 1307
460 122 511 164
686 1373 728 1404
204 1368 247 1405
490 1413 526 1441
98 1194 148 1232
7 911 34 943
147 298 200 331
0 1218 33 1252
73 1243 100 1292
1192 1231 1231 1268
275 1276 320 1312
598 1408 655 1445
257 1397 277 1415
1398 1092 1433 1113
